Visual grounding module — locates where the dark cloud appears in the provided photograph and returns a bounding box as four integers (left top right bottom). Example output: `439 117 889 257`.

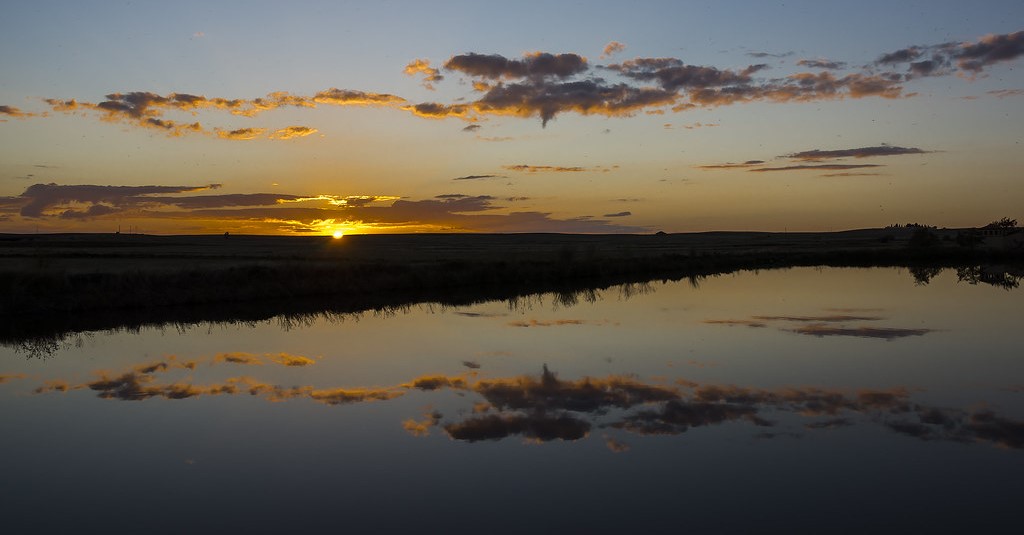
878 46 925 65
746 51 794 58
148 194 647 233
473 79 678 126
706 312 934 340
215 127 265 140
461 124 482 132
444 412 591 442
24 32 1020 136
875 31 1024 78
954 30 1024 73
603 211 632 217
502 165 585 173
796 59 848 70
703 319 769 328
18 183 221 218
0 105 33 118
697 161 765 170
613 399 764 435
444 52 588 79
820 172 885 177
453 174 499 181
462 360 481 369
786 145 929 160
988 89 1024 98
607 58 753 91
789 325 934 340
402 102 470 119
506 319 612 328
752 314 885 322
748 164 883 172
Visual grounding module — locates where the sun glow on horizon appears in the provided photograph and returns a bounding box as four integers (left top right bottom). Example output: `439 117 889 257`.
332 230 344 239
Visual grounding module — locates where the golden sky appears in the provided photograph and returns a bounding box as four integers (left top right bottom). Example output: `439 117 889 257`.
1 1 1022 235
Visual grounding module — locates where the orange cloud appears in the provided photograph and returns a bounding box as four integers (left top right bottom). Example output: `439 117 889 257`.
601 41 626 59
215 127 265 140
502 165 586 173
403 59 444 90
266 353 316 367
270 126 318 140
0 373 27 384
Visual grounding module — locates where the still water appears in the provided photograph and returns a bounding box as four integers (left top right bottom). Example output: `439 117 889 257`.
2 267 1021 533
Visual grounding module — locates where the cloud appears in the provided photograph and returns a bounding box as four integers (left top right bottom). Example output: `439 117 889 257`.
214 352 263 366
746 51 794 59
0 105 34 118
444 52 589 79
462 360 481 369
20 31 1019 136
603 211 632 218
601 41 626 59
402 410 442 437
954 31 1024 73
604 435 631 452
29 360 1024 450
453 174 499 181
820 172 885 177
472 78 678 126
127 190 647 233
506 319 594 327
444 412 591 442
266 353 316 367
748 164 883 172
988 88 1024 98
270 126 318 140
786 145 929 160
215 127 265 140
0 373 27 384
796 58 848 70
16 182 221 218
751 314 885 322
403 58 444 90
607 58 754 91
696 160 765 169
402 102 470 119
788 325 934 339
502 165 586 173
876 31 1024 77
705 312 937 340
461 124 481 132
402 375 470 391
703 319 769 328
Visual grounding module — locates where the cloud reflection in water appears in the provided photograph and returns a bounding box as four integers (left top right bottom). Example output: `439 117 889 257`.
26 356 1024 450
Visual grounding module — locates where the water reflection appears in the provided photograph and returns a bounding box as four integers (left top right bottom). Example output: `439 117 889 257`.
705 309 936 339
4 265 1021 360
28 356 1024 450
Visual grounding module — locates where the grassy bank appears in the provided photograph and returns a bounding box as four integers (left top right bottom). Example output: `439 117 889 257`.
1 230 1020 350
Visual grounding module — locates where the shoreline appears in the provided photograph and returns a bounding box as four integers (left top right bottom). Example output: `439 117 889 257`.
2 229 1021 350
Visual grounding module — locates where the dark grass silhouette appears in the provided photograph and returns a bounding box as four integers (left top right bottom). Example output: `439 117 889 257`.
1 230 1020 351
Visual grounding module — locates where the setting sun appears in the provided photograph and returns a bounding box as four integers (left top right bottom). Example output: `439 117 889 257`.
332 230 344 239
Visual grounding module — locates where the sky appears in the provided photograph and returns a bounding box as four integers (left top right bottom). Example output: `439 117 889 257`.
1 0 1022 235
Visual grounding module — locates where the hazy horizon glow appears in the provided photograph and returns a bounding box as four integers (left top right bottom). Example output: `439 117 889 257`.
1 1 1022 235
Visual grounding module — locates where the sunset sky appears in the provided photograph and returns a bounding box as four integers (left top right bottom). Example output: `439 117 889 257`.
1 0 1022 235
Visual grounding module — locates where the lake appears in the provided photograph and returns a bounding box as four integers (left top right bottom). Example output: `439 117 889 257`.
2 266 1021 533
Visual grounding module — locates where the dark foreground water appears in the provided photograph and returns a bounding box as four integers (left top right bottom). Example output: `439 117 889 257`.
2 266 1021 533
